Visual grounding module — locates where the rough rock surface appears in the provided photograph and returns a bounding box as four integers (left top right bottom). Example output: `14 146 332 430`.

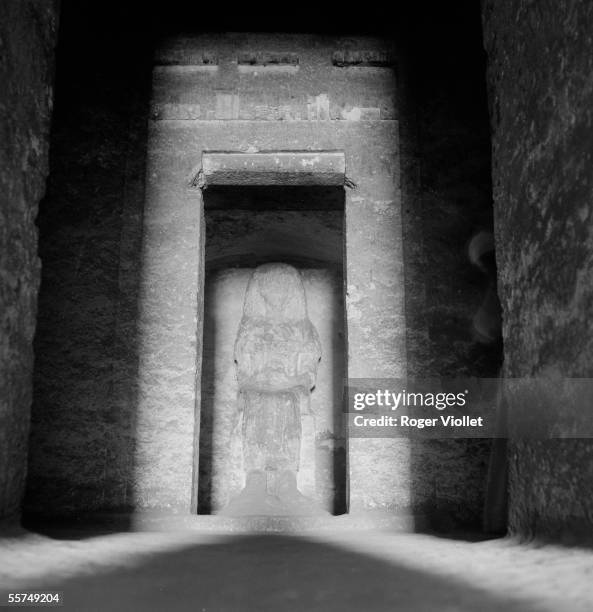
482 0 593 539
0 0 59 520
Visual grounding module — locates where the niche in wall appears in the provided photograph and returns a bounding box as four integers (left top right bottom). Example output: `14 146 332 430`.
197 186 346 514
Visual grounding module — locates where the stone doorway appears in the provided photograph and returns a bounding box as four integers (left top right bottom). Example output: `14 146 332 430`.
134 37 405 518
196 158 347 516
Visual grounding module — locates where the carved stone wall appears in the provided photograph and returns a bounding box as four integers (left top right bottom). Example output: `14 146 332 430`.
138 33 405 514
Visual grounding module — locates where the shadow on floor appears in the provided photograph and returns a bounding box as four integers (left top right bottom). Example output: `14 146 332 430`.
13 533 542 612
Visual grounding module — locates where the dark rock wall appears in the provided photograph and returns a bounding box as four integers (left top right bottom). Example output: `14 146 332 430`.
0 0 59 520
399 3 500 529
482 0 593 539
24 5 152 516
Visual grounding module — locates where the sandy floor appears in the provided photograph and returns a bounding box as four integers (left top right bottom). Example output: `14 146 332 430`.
1 528 593 611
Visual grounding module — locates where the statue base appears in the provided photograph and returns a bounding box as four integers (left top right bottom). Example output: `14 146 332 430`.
219 469 329 517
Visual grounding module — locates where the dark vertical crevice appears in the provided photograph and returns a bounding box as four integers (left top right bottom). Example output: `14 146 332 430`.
397 0 504 532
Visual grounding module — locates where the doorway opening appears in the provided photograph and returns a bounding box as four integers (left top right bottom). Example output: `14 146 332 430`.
196 184 347 515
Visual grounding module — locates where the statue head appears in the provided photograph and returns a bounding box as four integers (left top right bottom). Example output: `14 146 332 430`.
242 263 308 321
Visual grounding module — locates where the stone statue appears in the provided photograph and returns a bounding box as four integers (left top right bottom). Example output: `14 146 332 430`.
222 263 322 516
